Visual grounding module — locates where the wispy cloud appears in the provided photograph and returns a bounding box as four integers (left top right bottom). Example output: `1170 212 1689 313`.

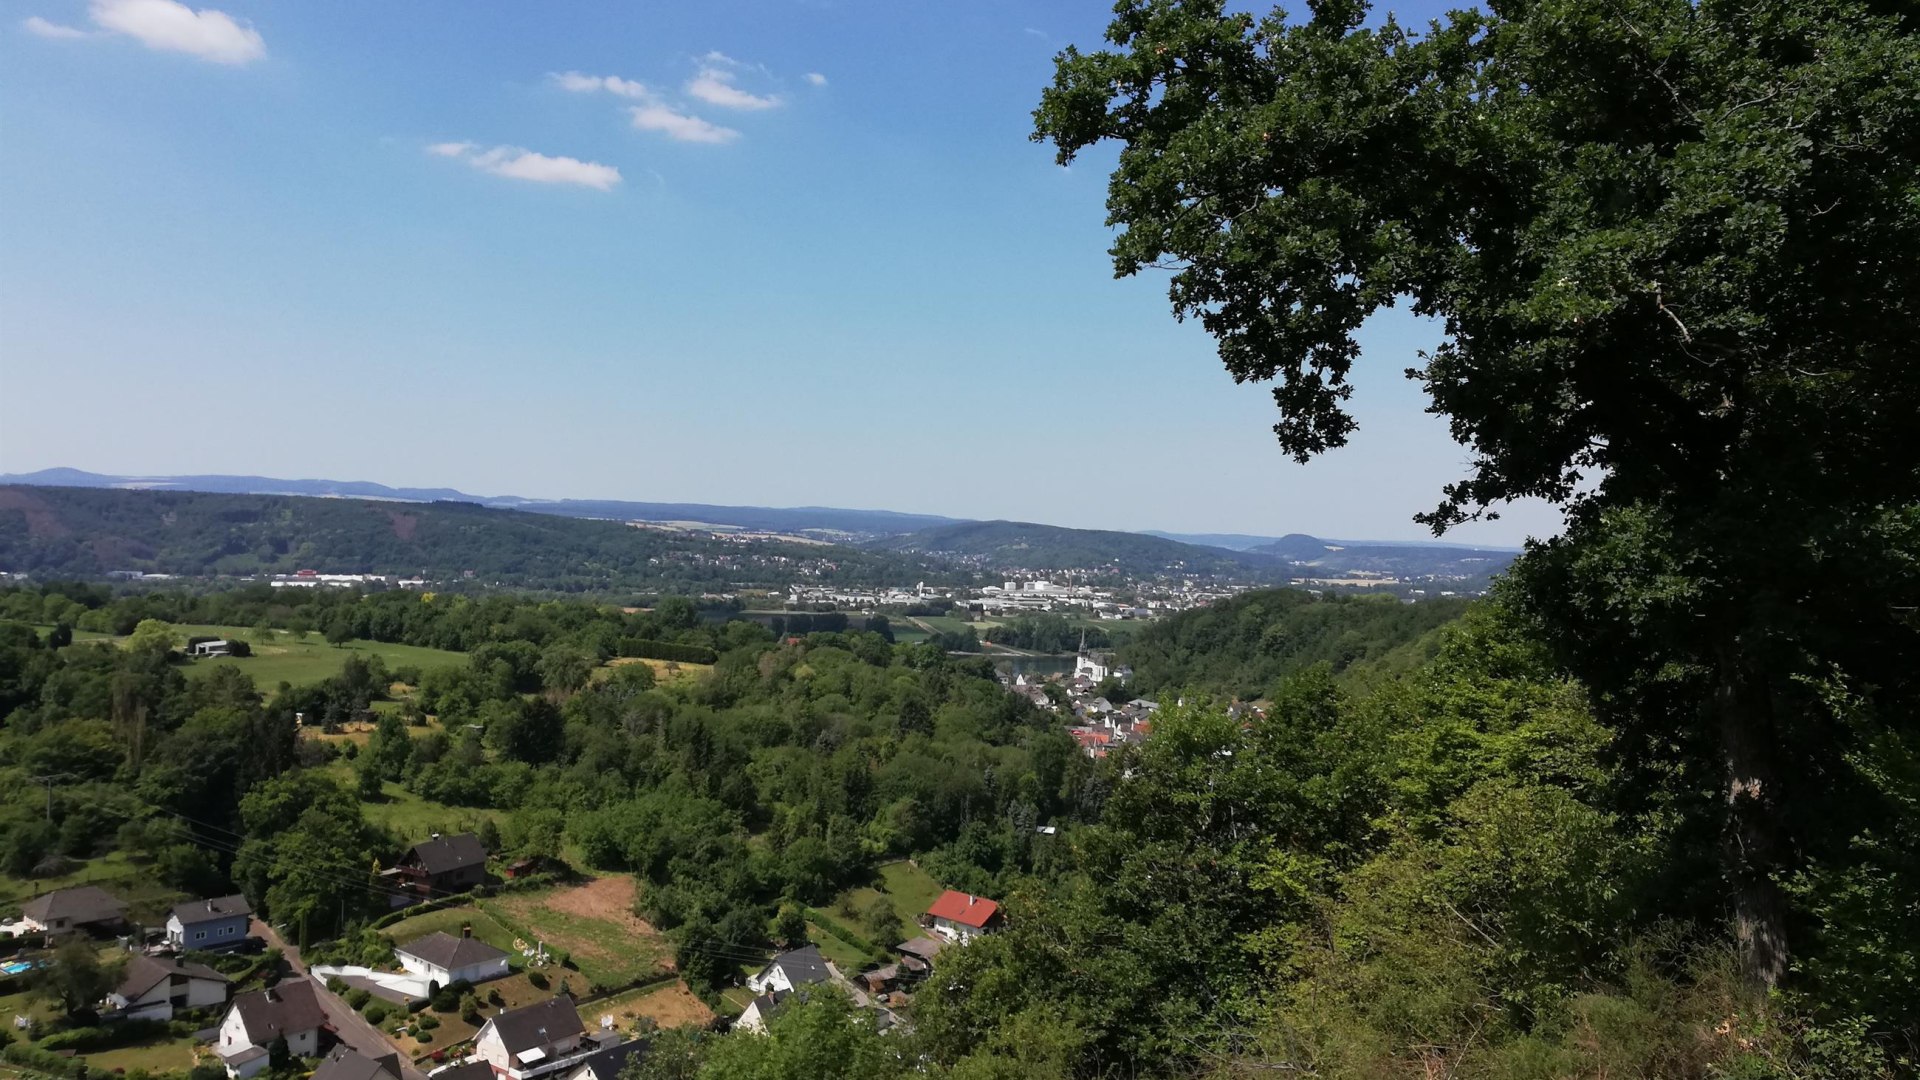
23 15 90 38
629 104 739 144
804 72 828 87
551 71 651 100
429 142 621 191
84 0 265 64
685 62 780 110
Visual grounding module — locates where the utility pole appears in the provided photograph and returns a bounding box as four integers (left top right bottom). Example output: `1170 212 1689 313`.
27 775 59 823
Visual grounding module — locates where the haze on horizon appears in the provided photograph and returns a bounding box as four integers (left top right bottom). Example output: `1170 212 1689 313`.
0 0 1560 548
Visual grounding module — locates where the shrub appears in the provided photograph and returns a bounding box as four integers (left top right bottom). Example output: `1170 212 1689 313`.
326 977 348 994
417 1014 440 1031
363 1002 390 1025
37 1022 169 1053
527 970 549 990
346 988 372 1010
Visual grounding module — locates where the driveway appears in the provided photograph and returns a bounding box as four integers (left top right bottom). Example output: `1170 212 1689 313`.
253 919 431 1080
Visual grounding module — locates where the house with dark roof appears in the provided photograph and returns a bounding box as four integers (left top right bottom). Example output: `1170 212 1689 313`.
311 1046 402 1080
733 989 790 1035
106 954 231 1021
166 894 252 951
473 996 588 1079
549 1035 649 1080
397 930 510 988
19 886 126 936
217 980 329 1078
925 890 1002 944
389 833 489 904
745 945 833 995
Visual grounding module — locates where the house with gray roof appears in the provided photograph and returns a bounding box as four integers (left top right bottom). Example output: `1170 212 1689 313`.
311 1046 402 1080
166 894 252 952
397 930 510 988
746 945 833 995
217 980 329 1078
473 996 588 1080
19 886 126 936
107 954 231 1021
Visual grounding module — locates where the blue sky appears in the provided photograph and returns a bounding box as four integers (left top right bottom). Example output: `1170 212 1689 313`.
0 0 1557 546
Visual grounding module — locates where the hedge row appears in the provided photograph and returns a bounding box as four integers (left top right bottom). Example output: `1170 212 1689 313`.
613 638 718 665
37 1019 174 1052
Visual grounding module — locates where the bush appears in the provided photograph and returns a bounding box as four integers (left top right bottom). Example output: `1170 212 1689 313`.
326 977 348 994
527 970 549 990
346 988 372 1010
363 1002 390 1025
416 1014 440 1031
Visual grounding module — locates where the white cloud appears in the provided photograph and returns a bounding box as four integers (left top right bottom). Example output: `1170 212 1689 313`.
685 63 780 110
629 104 738 144
23 16 90 38
1023 27 1048 39
804 72 827 86
551 71 650 100
429 143 621 191
87 0 264 64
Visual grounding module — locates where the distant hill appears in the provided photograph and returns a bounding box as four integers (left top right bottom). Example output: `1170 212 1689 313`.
0 469 963 539
869 520 1283 578
1248 533 1516 582
0 485 946 592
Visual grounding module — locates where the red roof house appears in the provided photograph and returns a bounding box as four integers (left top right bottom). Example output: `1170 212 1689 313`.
926 890 1002 943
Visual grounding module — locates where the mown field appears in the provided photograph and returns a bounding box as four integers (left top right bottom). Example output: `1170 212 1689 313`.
5 621 470 690
486 877 670 992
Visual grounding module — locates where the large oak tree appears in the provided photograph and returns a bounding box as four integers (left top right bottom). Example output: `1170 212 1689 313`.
1035 0 1920 997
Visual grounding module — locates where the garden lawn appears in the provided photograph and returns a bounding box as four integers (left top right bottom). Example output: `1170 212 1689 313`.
804 921 874 971
80 1034 201 1072
382 905 521 957
833 859 944 945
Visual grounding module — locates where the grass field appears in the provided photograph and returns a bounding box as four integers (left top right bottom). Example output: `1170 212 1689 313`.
0 851 188 925
486 877 670 992
804 920 873 970
831 859 944 949
173 625 467 689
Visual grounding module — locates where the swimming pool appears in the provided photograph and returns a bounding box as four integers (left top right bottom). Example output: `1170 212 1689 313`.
0 961 39 976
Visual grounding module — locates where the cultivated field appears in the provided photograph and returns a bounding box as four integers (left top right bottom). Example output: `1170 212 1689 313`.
596 656 713 684
584 979 716 1032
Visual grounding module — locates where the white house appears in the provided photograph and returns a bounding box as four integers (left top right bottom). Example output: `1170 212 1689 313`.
396 931 510 988
733 989 790 1035
473 997 587 1080
190 640 232 658
925 890 1002 945
218 981 328 1079
107 954 231 1021
745 945 832 995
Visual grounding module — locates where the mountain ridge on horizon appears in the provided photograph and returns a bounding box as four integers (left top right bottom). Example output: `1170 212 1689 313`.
0 467 1521 554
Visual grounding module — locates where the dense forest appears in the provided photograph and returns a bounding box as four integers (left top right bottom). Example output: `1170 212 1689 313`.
0 486 952 593
1121 589 1469 699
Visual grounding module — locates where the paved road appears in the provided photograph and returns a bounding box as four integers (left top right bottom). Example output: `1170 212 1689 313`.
252 919 431 1080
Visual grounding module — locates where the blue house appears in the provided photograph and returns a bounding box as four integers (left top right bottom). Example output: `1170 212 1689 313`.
166 895 252 952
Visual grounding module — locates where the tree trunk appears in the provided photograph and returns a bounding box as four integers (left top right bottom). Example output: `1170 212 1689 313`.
1714 647 1789 988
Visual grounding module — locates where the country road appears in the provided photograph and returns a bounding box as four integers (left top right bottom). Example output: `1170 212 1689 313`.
252 919 430 1080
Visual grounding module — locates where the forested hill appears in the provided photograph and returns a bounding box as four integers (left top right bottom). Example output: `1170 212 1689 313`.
0 468 965 539
1123 588 1472 698
0 485 948 591
1250 533 1518 582
869 519 1280 578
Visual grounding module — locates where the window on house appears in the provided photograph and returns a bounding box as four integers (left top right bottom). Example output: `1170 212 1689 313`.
194 931 206 940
